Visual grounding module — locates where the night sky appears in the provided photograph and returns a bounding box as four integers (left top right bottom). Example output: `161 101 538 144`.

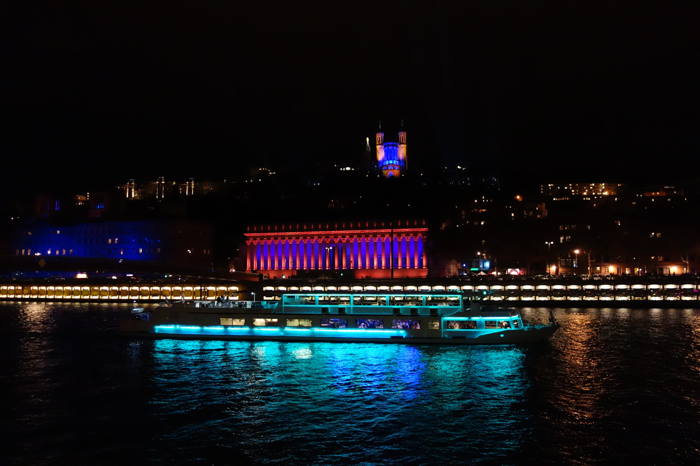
5 2 700 192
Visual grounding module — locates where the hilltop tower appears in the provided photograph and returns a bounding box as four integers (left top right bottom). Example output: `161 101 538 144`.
375 122 407 178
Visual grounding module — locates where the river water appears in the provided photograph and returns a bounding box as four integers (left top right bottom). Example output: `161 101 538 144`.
1 303 699 465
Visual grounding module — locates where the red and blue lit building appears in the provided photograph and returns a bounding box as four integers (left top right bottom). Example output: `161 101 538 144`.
245 221 428 279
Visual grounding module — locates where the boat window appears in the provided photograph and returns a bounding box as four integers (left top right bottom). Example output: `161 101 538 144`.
286 318 312 327
253 318 279 327
512 320 520 328
429 320 440 330
320 318 347 328
499 321 511 329
446 320 477 330
356 319 384 329
484 320 499 328
220 318 246 326
391 319 421 330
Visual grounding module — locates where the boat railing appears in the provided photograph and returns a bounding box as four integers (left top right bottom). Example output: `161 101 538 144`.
191 300 278 311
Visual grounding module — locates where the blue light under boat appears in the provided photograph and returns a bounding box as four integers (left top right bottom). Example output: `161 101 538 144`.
153 325 406 339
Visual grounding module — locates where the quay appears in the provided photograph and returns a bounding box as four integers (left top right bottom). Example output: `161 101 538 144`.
2 277 700 305
258 278 700 305
0 283 240 302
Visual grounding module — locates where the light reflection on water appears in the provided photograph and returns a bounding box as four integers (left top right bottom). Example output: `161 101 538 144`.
150 340 529 464
1 303 700 465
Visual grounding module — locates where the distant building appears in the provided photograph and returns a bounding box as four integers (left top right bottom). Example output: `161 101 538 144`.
183 178 195 196
125 179 137 199
10 220 215 269
638 185 684 198
375 123 407 178
122 177 206 200
540 183 623 200
244 221 428 279
155 177 166 200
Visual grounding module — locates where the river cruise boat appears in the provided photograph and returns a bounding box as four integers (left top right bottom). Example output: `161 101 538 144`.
121 293 558 345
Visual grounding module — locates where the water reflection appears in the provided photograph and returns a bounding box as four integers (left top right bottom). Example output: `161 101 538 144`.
151 340 530 464
3 304 700 465
520 307 700 464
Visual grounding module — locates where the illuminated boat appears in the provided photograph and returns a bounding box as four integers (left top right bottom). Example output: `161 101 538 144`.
120 293 559 345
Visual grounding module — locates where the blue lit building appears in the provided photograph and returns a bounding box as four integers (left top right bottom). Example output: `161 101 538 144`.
9 220 215 266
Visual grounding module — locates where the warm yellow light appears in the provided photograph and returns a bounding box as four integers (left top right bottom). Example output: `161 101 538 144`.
573 249 581 255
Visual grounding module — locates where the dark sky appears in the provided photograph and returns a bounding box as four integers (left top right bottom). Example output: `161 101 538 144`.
5 1 700 191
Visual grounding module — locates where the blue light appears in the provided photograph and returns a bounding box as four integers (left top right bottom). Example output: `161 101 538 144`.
153 325 407 339
14 220 163 260
284 328 313 334
378 142 406 174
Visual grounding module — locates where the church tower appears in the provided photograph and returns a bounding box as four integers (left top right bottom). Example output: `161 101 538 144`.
398 121 407 171
375 121 407 178
375 122 385 166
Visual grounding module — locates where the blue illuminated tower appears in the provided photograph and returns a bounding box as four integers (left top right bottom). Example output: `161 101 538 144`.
375 122 407 178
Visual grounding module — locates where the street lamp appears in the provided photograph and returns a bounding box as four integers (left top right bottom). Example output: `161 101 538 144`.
251 291 256 302
572 249 592 276
572 249 581 272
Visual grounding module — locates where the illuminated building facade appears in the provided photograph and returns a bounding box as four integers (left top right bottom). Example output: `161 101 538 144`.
125 179 136 199
184 178 195 196
375 124 407 177
245 221 428 279
156 176 166 200
11 220 214 266
539 183 623 200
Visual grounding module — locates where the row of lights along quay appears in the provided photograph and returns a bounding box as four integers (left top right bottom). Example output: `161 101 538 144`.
3 275 700 305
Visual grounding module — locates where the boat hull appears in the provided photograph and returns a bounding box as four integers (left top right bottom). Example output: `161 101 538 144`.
120 320 559 345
